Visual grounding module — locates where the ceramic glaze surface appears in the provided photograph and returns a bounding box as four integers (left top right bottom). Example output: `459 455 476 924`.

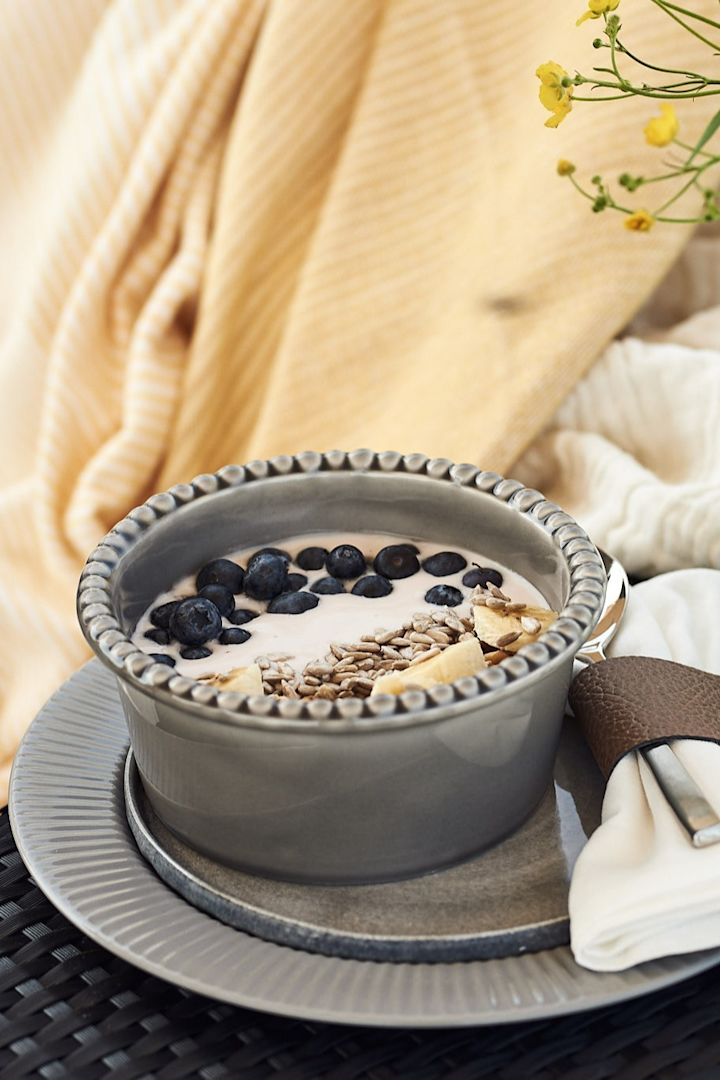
10 662 720 1028
125 732 602 961
77 454 607 883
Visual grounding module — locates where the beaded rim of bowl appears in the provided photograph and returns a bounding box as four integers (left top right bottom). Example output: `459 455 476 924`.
77 450 606 729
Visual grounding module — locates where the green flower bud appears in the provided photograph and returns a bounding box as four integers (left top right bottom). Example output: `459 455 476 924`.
619 173 643 192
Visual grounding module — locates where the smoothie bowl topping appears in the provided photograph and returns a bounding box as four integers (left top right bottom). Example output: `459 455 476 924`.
131 532 559 703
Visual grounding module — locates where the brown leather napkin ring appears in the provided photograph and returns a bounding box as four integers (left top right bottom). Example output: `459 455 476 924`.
569 656 720 780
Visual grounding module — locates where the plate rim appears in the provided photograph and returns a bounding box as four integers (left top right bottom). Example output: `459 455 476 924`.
9 660 720 1028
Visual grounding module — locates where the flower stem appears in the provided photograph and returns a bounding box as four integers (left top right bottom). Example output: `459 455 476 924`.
654 156 717 213
568 175 597 203
615 38 708 83
608 24 625 85
637 164 707 185
658 1 720 32
648 0 720 52
575 74 720 99
654 215 705 223
572 93 636 101
674 138 717 160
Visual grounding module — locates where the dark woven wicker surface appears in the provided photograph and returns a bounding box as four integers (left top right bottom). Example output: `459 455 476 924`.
2 812 720 1079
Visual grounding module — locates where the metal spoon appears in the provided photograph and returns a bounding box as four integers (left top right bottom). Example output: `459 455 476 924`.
576 549 720 848
575 548 629 665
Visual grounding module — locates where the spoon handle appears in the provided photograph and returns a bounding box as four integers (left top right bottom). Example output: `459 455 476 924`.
641 744 720 848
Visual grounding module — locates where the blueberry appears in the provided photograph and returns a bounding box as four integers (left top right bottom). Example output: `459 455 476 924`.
218 627 251 645
425 584 464 607
373 545 420 579
267 591 320 614
310 576 346 594
285 572 308 592
145 627 170 645
149 600 180 629
296 546 328 571
180 646 212 660
462 565 504 589
326 544 366 579
351 574 393 598
422 551 467 577
169 597 223 645
196 558 244 594
198 583 235 617
149 653 176 667
244 552 289 600
228 607 260 625
461 569 485 589
253 547 290 563
397 542 420 554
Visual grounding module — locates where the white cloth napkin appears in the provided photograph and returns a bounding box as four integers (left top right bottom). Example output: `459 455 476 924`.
569 569 720 972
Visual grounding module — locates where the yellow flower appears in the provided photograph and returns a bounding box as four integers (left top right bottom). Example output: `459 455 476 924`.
557 159 576 176
577 0 620 25
644 103 679 147
624 209 654 232
536 62 573 128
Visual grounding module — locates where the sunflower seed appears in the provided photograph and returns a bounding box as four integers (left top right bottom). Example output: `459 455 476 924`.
521 616 542 635
485 649 510 665
496 630 521 648
381 646 402 660
316 684 337 699
409 646 441 666
305 663 334 678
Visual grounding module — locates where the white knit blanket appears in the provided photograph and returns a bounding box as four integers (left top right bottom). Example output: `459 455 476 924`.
516 229 720 577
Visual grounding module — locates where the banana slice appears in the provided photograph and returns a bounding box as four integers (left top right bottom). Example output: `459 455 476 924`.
371 637 486 696
201 664 264 695
473 604 557 652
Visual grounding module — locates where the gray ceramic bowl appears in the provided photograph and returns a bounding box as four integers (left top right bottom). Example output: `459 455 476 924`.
77 450 606 885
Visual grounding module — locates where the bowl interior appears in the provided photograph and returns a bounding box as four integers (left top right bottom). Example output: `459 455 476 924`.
111 471 569 636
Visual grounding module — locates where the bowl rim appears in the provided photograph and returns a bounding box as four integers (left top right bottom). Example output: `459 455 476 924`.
77 449 607 732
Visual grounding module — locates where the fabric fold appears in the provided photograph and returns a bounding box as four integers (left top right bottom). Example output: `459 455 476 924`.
569 570 720 972
0 0 719 798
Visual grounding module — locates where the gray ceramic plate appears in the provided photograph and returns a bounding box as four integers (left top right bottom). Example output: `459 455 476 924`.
123 740 599 962
9 661 720 1028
